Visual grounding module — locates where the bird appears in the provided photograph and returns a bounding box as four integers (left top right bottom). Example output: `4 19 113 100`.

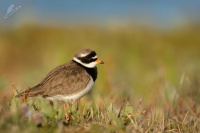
16 48 104 103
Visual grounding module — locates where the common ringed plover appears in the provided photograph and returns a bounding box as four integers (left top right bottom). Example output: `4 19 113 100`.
16 48 104 102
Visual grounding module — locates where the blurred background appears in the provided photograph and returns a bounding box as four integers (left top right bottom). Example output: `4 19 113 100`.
0 0 200 107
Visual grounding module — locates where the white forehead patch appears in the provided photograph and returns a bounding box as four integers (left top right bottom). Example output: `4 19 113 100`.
80 53 88 57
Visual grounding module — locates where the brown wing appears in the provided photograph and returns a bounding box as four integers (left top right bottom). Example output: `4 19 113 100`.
43 64 91 97
16 61 90 98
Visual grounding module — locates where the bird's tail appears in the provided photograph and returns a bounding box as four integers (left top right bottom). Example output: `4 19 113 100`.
15 87 32 98
15 84 45 99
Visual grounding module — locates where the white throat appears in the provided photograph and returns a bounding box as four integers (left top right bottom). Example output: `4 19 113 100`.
73 57 97 68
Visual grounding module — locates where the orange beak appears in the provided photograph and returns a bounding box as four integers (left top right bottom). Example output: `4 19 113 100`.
96 59 104 64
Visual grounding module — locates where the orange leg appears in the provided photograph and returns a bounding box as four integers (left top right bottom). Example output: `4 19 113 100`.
68 101 73 108
68 101 75 120
62 103 67 111
62 103 69 120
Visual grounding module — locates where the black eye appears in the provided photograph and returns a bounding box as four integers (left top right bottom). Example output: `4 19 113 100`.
85 55 90 59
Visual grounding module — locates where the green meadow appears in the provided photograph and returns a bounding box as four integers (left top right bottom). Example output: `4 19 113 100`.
0 24 200 132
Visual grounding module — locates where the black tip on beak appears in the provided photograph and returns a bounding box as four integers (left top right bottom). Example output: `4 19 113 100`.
100 61 104 64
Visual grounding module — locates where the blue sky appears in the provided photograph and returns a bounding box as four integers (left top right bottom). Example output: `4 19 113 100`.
0 0 200 28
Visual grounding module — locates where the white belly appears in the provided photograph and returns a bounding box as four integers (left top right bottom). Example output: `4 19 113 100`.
46 77 94 102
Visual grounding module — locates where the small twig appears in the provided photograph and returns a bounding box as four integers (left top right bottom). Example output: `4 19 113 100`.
117 98 127 118
10 80 20 97
76 99 80 111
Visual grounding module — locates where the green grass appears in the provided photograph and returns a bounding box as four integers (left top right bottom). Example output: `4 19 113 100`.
0 78 199 133
0 24 200 132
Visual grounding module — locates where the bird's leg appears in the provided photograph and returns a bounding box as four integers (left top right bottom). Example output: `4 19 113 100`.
62 103 69 120
62 103 67 111
62 101 75 122
68 101 73 109
67 101 75 121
